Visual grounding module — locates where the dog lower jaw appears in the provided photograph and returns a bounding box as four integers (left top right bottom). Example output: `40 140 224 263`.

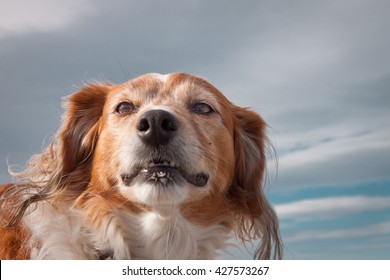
118 179 189 207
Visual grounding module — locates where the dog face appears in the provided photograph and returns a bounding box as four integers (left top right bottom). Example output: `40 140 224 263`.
91 73 236 208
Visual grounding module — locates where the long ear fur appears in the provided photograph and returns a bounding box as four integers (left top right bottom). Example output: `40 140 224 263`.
0 83 110 227
230 106 282 259
60 84 110 174
56 83 111 196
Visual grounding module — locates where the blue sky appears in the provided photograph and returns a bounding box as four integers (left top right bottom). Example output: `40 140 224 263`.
0 0 389 259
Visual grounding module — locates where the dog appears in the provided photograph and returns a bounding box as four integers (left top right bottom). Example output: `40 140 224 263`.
0 73 282 259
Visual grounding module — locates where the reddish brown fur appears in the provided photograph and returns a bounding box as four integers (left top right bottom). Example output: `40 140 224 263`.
0 184 31 259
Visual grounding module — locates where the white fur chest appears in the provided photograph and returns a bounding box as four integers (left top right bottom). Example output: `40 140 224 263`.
127 211 229 260
25 203 90 259
25 202 229 260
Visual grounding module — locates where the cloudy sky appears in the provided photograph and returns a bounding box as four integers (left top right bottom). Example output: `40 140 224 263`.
1 0 389 259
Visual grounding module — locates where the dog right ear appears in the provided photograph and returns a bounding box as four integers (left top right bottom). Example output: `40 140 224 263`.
60 83 111 175
231 105 282 259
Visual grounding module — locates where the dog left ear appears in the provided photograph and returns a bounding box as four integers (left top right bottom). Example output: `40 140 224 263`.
231 106 282 259
60 83 111 175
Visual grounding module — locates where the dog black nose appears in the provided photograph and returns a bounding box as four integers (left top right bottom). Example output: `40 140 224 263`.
137 110 179 146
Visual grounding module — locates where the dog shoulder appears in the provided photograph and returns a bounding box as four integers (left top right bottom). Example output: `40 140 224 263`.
0 184 32 259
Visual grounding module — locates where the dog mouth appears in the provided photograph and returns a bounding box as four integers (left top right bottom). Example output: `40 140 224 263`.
120 159 209 187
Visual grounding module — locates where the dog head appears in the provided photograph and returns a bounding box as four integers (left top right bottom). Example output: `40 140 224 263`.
58 72 281 259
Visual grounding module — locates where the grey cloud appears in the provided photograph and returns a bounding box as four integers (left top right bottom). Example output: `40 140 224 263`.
1 0 390 187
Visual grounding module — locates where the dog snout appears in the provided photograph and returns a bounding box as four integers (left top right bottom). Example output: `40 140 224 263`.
136 109 179 146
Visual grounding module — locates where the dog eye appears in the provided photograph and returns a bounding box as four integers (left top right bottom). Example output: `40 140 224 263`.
190 103 215 115
116 101 137 115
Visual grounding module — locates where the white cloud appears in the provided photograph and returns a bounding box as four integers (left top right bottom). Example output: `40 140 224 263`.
281 130 390 169
275 195 390 220
284 221 390 243
0 0 94 38
273 129 390 189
